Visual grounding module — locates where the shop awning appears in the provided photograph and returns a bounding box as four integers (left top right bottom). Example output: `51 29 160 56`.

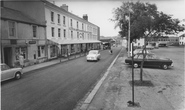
48 38 101 45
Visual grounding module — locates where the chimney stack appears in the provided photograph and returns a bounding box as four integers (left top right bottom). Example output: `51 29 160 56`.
60 4 68 11
83 14 88 21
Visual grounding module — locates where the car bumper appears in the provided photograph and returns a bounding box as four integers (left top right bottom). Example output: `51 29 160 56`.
87 57 97 61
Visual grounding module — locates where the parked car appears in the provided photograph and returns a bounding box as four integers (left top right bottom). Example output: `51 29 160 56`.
133 49 151 55
86 50 101 62
1 63 23 82
146 45 154 50
125 53 173 70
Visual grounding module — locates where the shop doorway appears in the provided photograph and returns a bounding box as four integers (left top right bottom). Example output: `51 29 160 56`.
4 47 12 67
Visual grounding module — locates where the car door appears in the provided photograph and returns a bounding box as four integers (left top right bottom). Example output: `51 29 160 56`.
1 65 14 81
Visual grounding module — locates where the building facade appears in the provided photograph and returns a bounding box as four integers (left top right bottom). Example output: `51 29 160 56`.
1 6 46 67
1 0 101 67
179 34 185 45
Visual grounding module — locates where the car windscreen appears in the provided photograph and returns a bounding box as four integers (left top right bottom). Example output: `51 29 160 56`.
89 51 98 54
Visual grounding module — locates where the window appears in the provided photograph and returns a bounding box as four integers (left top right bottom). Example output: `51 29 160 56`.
9 21 16 37
33 26 37 37
77 32 79 39
58 14 60 23
37 46 45 57
71 31 73 38
63 29 66 38
15 47 27 60
58 29 61 37
63 16 66 25
82 23 84 30
77 21 78 29
51 11 54 22
50 45 57 57
51 27 54 37
70 19 72 27
38 46 41 57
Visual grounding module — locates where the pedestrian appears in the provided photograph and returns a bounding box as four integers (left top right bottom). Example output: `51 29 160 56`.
109 49 113 54
19 53 24 68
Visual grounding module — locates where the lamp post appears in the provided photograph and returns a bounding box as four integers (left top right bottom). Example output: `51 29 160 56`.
128 3 131 57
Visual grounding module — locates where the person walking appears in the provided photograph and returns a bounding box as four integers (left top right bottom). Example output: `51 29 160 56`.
19 53 24 68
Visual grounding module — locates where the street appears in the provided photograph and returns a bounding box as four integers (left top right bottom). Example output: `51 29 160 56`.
1 47 121 110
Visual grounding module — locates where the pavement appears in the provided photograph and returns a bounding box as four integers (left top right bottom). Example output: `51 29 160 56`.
77 47 177 110
22 53 84 73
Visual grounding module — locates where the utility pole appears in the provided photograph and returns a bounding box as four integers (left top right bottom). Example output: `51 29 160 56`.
128 4 131 57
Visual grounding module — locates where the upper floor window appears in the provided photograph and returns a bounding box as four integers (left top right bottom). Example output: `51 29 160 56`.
58 14 60 24
82 23 84 30
77 21 79 29
51 27 54 37
33 26 37 37
63 29 66 38
77 32 79 39
8 21 16 37
70 19 73 27
58 28 61 37
71 31 73 38
51 11 54 22
63 16 66 25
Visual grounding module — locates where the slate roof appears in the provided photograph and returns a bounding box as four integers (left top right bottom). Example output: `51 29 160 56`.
1 7 45 26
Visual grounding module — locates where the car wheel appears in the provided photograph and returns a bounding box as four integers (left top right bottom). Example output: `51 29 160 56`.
15 72 21 80
162 64 168 70
134 63 138 68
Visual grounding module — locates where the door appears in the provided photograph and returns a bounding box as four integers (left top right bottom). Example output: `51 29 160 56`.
4 47 12 67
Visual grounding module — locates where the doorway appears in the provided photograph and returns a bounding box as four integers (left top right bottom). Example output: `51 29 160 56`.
4 47 12 67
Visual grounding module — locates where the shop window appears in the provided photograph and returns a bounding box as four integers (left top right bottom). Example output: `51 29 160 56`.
15 47 27 60
50 45 57 57
71 44 75 53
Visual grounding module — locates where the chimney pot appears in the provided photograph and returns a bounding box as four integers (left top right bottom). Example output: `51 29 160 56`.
83 14 88 21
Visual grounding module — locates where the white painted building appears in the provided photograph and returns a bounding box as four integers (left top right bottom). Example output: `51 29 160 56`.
179 34 185 45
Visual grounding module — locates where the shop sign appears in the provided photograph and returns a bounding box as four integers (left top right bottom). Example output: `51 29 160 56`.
29 40 36 44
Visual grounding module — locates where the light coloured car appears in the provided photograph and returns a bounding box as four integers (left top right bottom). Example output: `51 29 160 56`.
133 49 151 55
146 45 154 50
86 50 101 62
1 63 23 82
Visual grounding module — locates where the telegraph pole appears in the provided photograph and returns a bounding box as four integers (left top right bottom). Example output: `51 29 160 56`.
128 3 131 57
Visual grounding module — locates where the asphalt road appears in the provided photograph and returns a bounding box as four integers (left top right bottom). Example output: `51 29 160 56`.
1 47 122 110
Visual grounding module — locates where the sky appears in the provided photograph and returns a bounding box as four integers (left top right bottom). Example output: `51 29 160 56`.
48 0 185 37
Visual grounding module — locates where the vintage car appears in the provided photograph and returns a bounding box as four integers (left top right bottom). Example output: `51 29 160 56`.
125 53 173 70
86 50 101 62
1 63 23 82
146 45 154 50
133 49 151 55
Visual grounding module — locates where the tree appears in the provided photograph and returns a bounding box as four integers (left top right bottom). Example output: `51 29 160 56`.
112 1 184 81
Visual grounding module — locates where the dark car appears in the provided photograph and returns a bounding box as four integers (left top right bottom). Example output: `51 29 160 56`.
125 53 173 70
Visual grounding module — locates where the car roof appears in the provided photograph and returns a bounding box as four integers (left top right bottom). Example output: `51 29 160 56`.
0 63 6 66
136 53 154 55
89 50 99 52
